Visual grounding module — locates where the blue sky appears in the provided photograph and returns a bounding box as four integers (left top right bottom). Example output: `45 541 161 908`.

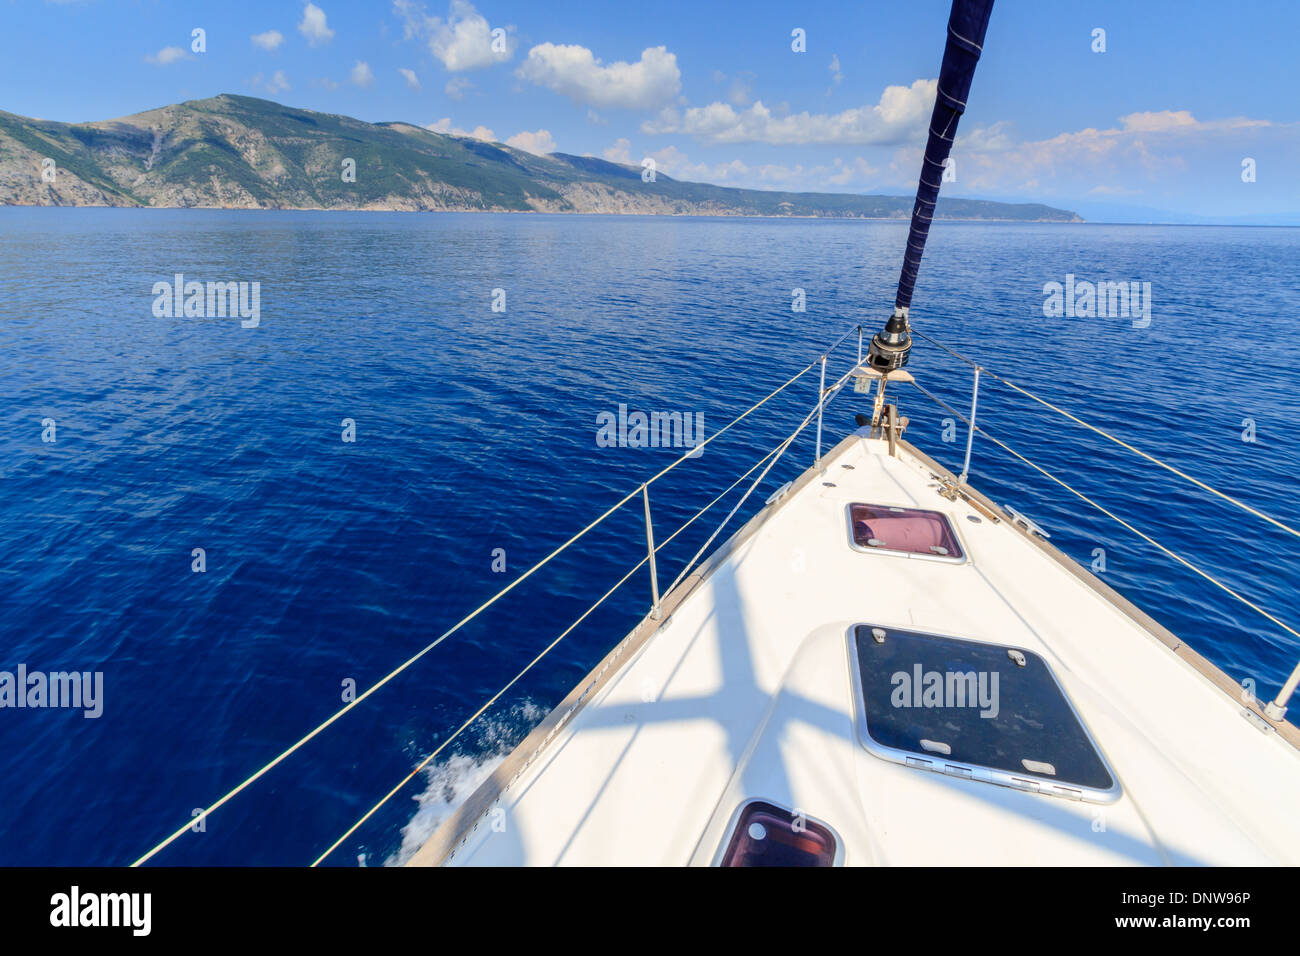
3 0 1298 220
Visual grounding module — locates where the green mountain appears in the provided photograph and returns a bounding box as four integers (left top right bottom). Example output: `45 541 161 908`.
0 94 1082 220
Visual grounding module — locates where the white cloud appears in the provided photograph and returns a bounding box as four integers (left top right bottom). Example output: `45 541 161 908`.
602 137 632 164
145 46 189 66
634 146 886 193
829 55 843 85
251 70 291 95
646 145 750 184
641 78 936 145
445 76 472 99
826 156 877 185
398 67 421 89
397 0 513 71
393 0 429 39
427 117 496 141
298 3 335 46
505 129 557 155
710 70 754 108
952 120 1016 152
934 109 1276 197
518 44 681 110
351 61 375 87
435 0 511 70
251 30 284 51
1117 109 1267 134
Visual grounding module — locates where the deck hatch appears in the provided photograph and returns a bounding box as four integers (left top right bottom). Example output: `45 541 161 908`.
719 801 837 867
850 625 1117 799
847 503 964 560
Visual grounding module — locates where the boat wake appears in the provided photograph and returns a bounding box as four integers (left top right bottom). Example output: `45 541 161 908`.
384 700 545 866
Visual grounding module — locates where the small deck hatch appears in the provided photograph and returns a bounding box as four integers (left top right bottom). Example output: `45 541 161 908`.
850 625 1117 800
719 801 837 867
847 503 964 560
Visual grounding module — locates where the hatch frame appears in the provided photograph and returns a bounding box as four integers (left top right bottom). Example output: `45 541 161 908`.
845 623 1123 805
843 502 968 564
711 798 846 867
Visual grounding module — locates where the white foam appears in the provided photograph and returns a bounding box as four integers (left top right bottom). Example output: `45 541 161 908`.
384 700 544 866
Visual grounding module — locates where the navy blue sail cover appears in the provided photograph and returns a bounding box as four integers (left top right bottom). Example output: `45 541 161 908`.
895 0 995 312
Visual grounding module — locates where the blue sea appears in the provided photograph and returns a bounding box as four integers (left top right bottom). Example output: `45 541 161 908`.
1 209 1297 866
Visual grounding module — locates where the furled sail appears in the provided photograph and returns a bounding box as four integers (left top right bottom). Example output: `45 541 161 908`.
868 0 995 371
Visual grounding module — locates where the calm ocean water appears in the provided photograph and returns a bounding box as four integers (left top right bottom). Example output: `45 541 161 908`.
1 209 1297 865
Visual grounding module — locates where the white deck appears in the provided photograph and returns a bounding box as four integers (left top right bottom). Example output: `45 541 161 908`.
423 431 1300 866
